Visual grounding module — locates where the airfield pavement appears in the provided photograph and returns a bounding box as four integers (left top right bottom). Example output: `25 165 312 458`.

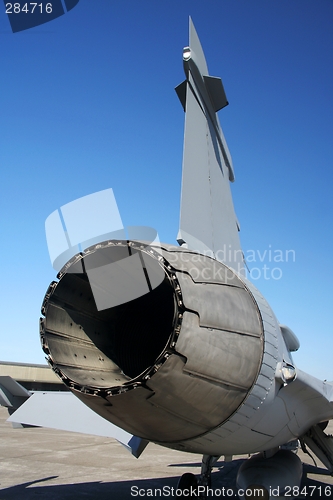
1 406 333 499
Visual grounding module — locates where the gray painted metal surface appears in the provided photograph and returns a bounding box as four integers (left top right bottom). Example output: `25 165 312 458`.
176 19 243 274
7 391 147 458
0 376 30 410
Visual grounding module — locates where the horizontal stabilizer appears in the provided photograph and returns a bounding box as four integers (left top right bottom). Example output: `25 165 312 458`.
203 75 228 112
8 391 148 458
175 80 187 111
0 375 30 409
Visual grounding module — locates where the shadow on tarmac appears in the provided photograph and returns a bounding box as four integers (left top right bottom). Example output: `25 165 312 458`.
1 461 332 499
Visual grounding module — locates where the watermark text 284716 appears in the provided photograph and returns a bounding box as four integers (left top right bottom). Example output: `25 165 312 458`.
5 3 53 14
4 1 80 33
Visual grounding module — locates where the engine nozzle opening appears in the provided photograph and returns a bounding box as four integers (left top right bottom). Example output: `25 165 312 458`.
41 242 177 390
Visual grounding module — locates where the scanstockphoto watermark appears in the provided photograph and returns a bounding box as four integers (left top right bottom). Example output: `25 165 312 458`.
45 189 295 287
210 244 296 267
245 245 296 281
130 485 270 497
130 485 332 497
166 244 296 281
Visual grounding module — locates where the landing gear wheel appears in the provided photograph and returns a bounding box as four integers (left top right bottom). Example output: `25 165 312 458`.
177 472 198 498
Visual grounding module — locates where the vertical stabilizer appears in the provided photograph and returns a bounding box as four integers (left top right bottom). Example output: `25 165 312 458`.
189 17 208 76
176 18 244 274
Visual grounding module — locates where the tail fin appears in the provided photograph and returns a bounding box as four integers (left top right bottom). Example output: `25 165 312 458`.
176 18 244 275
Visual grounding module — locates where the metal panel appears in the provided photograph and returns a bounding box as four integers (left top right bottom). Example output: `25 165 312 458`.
256 374 274 391
176 312 262 390
260 362 276 380
244 394 262 410
80 384 208 443
177 273 262 335
147 354 247 432
161 248 244 287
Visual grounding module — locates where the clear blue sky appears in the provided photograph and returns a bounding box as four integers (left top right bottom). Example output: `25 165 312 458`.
0 1 332 380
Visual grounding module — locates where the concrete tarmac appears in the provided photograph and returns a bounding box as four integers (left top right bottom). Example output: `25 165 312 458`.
1 407 333 499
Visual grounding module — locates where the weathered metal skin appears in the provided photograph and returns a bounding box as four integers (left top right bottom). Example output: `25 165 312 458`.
40 240 264 444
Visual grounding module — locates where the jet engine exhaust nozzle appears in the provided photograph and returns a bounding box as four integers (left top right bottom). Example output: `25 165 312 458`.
40 241 264 443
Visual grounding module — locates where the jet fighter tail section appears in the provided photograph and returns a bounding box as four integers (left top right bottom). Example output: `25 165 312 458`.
177 18 244 275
